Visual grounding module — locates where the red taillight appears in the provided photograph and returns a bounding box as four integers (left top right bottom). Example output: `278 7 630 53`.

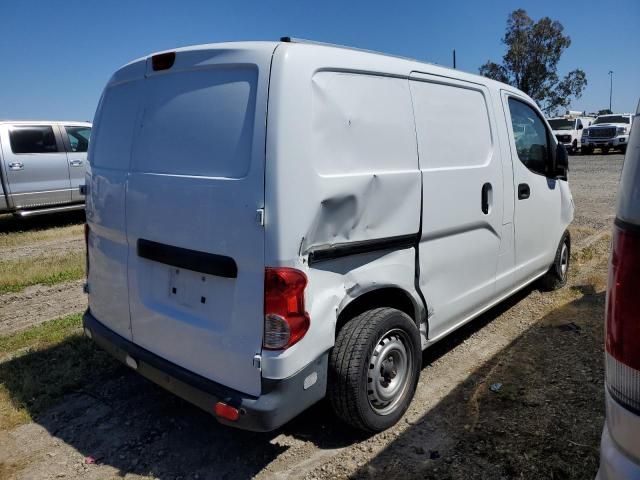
605 222 640 411
151 52 175 71
214 402 239 421
263 267 310 350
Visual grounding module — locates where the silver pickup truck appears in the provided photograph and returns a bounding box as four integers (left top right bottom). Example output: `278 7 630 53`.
0 121 90 216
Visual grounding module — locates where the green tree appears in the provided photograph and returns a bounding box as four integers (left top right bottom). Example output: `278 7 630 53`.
480 9 587 115
598 109 613 115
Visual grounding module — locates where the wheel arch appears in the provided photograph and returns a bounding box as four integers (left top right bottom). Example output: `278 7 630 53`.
335 286 424 336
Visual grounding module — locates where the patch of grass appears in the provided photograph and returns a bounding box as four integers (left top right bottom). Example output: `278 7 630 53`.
0 223 83 249
0 314 122 430
0 314 83 357
0 251 85 294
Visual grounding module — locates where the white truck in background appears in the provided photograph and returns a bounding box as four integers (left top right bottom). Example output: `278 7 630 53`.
582 113 633 155
547 111 594 154
0 121 91 216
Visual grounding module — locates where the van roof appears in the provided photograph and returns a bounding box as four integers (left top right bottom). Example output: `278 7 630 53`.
112 40 532 103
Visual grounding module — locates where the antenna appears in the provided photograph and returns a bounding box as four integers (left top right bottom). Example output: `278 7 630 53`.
453 49 456 69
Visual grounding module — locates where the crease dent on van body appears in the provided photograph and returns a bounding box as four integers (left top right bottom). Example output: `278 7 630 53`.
300 172 421 254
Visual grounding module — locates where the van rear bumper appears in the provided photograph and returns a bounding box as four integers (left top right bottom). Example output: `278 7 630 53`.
83 310 328 432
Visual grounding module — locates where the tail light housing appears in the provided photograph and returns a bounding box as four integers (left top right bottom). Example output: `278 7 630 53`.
263 267 310 350
605 221 640 412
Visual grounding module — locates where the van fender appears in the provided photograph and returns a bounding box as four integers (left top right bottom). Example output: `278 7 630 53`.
261 246 427 380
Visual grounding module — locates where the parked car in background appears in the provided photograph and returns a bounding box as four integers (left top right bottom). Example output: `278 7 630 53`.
0 121 91 216
83 39 573 433
597 102 640 479
548 111 594 154
582 114 632 154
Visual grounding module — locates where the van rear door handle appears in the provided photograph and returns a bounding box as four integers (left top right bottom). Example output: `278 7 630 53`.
481 182 492 214
8 162 24 170
518 183 530 200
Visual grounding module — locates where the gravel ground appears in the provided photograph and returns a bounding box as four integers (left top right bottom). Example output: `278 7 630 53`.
567 153 623 243
0 154 624 479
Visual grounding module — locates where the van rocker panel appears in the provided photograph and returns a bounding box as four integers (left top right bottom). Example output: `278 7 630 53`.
83 310 327 432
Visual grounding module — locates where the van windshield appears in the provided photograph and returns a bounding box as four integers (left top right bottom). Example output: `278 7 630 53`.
594 115 629 125
548 119 575 130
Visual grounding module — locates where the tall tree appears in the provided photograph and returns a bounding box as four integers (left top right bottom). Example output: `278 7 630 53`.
480 9 587 115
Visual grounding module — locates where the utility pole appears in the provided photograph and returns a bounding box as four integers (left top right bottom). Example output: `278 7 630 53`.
609 70 614 112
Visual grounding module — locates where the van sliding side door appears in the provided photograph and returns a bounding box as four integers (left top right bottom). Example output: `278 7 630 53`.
409 73 503 341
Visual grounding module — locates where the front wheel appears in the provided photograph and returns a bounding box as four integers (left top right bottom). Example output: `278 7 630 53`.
328 307 421 432
540 232 570 291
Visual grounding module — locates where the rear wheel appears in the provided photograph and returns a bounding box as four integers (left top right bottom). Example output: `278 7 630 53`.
328 307 421 432
620 146 627 155
540 232 570 291
581 146 593 155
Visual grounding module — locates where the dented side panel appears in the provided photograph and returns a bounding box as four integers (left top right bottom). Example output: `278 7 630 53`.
263 45 423 379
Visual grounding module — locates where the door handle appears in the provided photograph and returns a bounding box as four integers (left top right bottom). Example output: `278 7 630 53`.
481 182 492 214
69 160 83 167
8 162 24 170
518 183 530 200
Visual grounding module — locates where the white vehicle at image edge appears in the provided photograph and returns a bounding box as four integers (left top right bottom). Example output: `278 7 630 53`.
582 113 633 155
596 101 640 479
548 112 594 154
0 121 91 216
82 39 574 432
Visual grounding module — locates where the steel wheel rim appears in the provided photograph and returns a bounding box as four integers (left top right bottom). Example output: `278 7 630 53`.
367 329 413 415
560 242 569 278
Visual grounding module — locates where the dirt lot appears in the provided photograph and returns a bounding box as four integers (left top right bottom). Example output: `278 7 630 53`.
0 154 624 479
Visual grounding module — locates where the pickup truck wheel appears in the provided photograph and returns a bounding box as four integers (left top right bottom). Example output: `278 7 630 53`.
328 307 421 432
540 232 570 291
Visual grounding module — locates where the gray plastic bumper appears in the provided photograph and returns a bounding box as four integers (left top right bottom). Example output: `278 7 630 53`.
83 310 328 432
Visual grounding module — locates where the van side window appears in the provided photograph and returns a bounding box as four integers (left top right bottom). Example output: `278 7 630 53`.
65 126 91 152
9 126 60 154
507 98 550 176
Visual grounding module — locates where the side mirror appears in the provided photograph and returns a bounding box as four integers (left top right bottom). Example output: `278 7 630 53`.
577 124 583 130
554 143 568 180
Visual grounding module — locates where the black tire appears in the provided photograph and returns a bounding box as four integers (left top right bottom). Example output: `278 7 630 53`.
328 307 421 432
620 146 627 155
602 146 610 154
581 146 592 155
571 140 578 154
540 232 570 291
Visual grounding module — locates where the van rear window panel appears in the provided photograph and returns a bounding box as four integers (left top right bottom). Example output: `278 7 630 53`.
132 66 258 178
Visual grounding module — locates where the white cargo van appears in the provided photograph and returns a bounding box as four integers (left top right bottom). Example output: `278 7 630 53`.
83 39 574 432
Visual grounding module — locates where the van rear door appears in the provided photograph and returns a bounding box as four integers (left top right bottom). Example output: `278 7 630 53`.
126 44 274 397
